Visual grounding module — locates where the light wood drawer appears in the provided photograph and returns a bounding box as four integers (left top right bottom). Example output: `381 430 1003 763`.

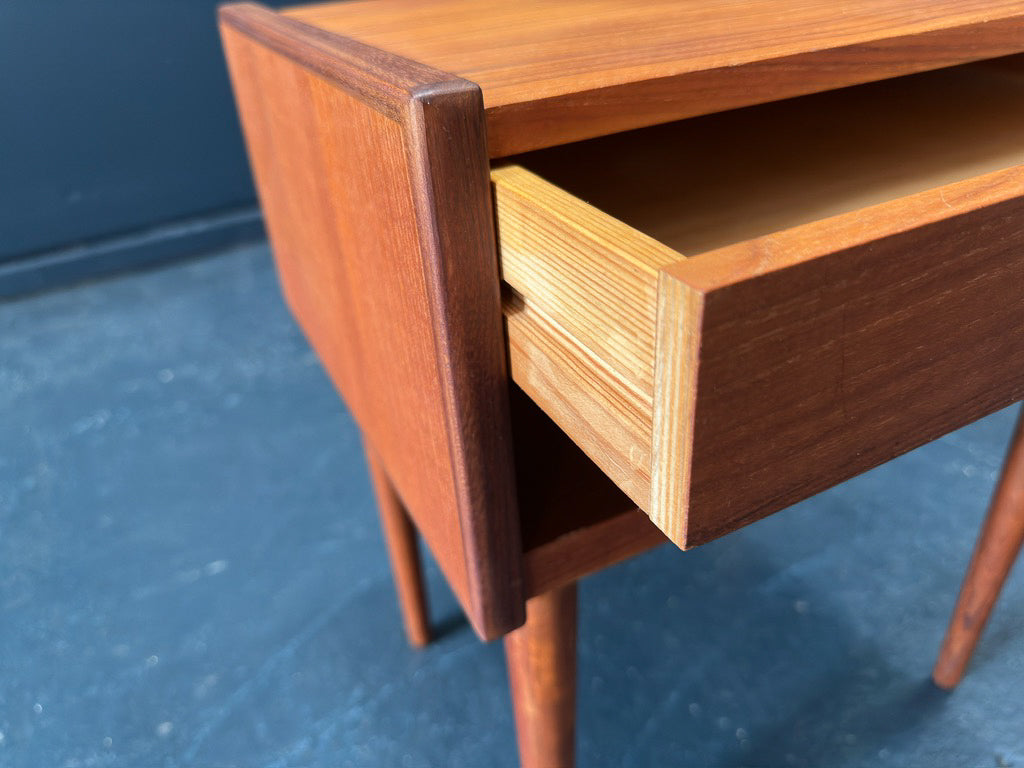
493 60 1024 549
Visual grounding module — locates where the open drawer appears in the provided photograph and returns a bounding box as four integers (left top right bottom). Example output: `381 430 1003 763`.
493 60 1024 549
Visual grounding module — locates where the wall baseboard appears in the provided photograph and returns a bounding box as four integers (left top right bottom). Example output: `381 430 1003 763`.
0 207 266 300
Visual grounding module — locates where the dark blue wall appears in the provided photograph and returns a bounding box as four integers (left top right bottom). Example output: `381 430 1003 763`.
0 1 285 286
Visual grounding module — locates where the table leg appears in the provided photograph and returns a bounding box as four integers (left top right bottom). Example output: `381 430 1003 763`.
934 408 1024 688
365 443 431 648
505 583 577 768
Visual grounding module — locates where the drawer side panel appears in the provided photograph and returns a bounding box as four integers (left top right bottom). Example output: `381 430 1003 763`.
494 165 679 510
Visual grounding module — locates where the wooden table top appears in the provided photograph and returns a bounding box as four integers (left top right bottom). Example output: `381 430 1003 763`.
284 0 1024 154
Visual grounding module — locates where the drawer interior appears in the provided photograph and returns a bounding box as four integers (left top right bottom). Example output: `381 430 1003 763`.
494 57 1024 549
502 57 1024 257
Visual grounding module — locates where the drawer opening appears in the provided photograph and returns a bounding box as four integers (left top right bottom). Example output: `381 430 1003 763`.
501 56 1024 258
494 57 1024 549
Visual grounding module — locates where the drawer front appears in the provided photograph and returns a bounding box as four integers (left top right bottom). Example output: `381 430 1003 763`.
494 164 1024 549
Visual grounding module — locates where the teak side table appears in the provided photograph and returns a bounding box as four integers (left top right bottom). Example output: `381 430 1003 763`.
219 2 1024 764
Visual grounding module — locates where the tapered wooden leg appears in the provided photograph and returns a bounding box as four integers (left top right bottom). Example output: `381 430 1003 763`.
365 444 431 648
934 410 1024 689
504 584 577 768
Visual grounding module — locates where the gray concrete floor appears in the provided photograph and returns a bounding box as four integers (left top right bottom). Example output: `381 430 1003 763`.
2 243 1023 768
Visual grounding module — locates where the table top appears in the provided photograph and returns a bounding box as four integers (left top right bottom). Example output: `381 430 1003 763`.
284 0 1024 154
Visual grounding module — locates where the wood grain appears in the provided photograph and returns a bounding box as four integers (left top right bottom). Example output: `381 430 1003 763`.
220 3 523 639
504 304 653 512
497 62 1024 548
650 275 703 547
934 408 1024 689
495 165 677 510
659 169 1024 546
285 0 1024 155
504 584 577 768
